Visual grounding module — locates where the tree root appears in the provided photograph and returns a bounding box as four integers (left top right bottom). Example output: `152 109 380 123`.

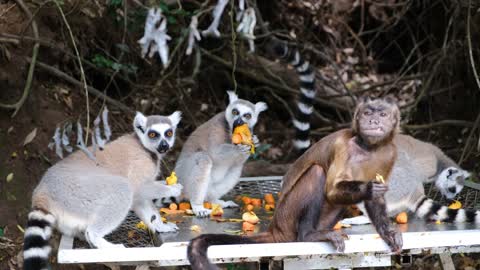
0 0 39 117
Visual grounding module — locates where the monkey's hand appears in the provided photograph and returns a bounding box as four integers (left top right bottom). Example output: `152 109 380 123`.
191 203 212 217
366 181 388 200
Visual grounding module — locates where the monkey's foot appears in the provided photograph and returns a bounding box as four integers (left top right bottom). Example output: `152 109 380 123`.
340 215 371 225
212 199 239 208
191 204 212 217
154 221 179 233
384 230 403 254
325 231 346 253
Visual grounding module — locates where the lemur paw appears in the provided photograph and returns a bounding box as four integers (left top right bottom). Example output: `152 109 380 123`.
252 135 260 147
154 221 179 233
191 204 212 217
166 183 183 197
236 144 252 154
213 199 239 208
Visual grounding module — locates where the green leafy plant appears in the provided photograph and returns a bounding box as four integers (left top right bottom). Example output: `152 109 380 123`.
92 54 138 75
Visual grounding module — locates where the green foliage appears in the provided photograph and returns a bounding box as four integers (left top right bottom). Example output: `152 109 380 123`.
158 1 193 24
108 0 123 8
250 143 272 160
0 227 3 237
91 53 138 75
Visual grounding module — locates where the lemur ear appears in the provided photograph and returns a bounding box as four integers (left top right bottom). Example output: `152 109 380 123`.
227 91 238 104
168 111 182 128
255 101 268 114
134 112 147 133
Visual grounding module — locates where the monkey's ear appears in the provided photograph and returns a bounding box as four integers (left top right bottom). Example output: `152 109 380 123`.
359 95 371 104
227 91 238 104
255 101 268 114
134 112 147 133
383 95 396 104
168 111 182 128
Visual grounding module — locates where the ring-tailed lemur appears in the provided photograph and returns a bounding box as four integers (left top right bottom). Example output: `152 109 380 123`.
23 112 182 270
269 40 316 152
174 91 267 217
342 137 473 225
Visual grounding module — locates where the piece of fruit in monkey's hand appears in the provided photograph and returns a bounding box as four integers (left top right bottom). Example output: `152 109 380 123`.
231 124 255 154
166 171 177 185
375 173 385 184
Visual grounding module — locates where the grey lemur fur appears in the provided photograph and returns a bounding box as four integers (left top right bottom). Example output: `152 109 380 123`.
23 111 182 270
174 91 267 217
342 134 472 225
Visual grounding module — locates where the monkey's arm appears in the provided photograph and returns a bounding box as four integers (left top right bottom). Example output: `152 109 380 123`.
327 180 388 205
364 197 403 253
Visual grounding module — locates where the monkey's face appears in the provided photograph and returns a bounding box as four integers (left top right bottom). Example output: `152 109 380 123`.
354 98 400 145
225 91 268 131
134 111 182 156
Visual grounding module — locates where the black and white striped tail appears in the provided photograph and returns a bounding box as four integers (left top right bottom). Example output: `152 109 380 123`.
413 197 480 223
273 42 316 151
23 210 55 270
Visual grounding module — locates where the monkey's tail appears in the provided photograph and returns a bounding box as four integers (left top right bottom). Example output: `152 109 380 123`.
187 232 274 270
412 196 479 223
269 40 316 152
23 209 55 270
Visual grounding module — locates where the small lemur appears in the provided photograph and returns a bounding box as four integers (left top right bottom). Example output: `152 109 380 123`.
23 112 183 270
342 137 472 225
174 91 267 217
268 40 316 152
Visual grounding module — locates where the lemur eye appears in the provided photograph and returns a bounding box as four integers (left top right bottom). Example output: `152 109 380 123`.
380 112 387 117
232 109 239 116
363 110 372 116
244 113 252 120
165 129 173 138
148 131 158 139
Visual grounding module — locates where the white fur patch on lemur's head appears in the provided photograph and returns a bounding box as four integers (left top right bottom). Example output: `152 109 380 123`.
134 112 180 156
436 166 469 199
225 93 268 130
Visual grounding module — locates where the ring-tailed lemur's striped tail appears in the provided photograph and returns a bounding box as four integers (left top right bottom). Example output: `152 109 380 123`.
23 210 55 270
412 196 480 223
271 41 316 152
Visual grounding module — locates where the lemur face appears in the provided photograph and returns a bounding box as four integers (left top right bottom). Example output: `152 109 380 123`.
134 111 182 156
437 167 471 200
225 91 268 131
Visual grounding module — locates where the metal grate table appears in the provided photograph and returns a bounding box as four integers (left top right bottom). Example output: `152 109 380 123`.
58 176 480 269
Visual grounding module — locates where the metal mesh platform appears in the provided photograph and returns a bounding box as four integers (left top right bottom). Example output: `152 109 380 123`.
425 182 480 209
72 177 480 249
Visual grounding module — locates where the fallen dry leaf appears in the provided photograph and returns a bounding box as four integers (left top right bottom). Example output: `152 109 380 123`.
23 128 37 146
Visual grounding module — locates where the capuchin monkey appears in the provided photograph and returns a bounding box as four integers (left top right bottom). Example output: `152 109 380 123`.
187 97 403 270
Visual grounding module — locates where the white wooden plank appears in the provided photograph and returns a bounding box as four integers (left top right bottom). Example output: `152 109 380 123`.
283 253 391 270
58 229 480 266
